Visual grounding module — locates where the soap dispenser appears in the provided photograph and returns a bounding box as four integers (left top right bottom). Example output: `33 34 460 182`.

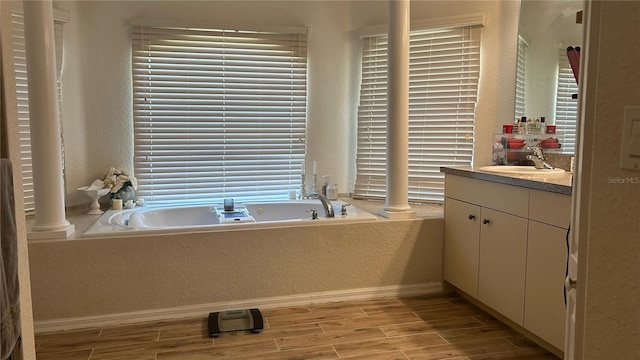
326 182 338 200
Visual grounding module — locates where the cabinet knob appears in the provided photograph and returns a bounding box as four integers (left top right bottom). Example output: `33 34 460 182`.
482 219 490 224
565 276 577 289
468 214 475 220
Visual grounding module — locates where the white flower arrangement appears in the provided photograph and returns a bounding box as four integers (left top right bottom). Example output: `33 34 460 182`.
102 167 138 194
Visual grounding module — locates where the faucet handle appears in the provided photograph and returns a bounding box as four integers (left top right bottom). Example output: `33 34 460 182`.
306 208 318 220
340 203 351 216
530 146 545 159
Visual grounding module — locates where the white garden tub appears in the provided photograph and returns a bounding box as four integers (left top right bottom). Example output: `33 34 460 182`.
83 199 378 236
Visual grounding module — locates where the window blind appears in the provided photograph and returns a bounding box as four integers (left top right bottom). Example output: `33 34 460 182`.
131 21 308 205
555 50 579 154
355 26 481 202
515 35 527 118
11 9 67 213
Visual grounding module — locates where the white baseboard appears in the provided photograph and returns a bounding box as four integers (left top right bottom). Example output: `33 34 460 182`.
34 282 442 333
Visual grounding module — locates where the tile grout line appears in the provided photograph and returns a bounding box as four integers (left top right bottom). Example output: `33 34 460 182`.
331 344 340 358
400 349 411 360
501 335 524 349
435 331 451 345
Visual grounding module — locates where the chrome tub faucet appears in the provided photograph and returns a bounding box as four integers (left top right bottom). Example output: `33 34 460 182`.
308 192 335 218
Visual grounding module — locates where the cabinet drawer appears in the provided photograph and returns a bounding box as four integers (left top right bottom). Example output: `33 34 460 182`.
445 175 529 217
529 190 571 228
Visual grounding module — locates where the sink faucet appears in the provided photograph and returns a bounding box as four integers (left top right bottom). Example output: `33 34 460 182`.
308 192 335 218
526 147 555 170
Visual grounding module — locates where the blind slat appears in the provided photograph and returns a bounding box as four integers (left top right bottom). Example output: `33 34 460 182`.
132 22 308 204
555 50 579 154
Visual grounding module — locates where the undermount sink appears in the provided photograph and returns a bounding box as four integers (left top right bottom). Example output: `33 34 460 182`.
478 166 566 176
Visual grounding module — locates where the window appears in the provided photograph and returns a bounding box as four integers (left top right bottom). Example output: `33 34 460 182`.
10 7 68 213
555 50 579 154
515 35 527 118
355 19 482 202
131 20 308 205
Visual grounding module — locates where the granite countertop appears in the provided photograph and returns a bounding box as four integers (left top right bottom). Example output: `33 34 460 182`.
440 166 573 195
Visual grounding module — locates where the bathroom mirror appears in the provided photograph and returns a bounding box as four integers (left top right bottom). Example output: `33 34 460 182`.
517 0 583 154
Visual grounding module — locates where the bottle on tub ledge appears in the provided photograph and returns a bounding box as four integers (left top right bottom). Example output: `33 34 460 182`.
321 175 331 196
326 182 338 200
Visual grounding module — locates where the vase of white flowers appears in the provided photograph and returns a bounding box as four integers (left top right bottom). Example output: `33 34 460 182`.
102 167 138 203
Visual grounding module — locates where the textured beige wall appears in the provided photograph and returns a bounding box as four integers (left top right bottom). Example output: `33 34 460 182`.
28 218 443 321
578 1 640 358
56 0 519 207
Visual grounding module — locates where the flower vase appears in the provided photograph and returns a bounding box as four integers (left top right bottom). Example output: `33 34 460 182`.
112 185 136 204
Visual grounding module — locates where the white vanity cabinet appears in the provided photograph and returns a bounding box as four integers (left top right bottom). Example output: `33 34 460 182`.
444 175 529 325
478 208 528 326
443 198 480 297
524 190 571 350
444 173 571 352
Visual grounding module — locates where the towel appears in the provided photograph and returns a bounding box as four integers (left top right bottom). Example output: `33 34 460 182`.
1 159 20 360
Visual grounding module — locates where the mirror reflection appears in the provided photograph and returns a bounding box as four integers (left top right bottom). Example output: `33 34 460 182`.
517 0 583 154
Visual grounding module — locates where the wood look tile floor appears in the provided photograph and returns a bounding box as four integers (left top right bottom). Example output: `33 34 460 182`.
35 293 559 360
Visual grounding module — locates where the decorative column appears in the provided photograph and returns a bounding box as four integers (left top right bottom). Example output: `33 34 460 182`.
23 0 74 238
379 0 415 219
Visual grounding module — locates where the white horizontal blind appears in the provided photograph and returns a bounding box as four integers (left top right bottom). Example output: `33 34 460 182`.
131 22 308 205
11 11 66 213
555 50 579 154
515 35 527 118
355 26 480 202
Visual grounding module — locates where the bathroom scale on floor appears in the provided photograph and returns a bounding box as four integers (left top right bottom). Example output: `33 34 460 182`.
208 308 263 337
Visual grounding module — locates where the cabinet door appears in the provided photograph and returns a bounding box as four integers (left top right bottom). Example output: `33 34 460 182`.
444 198 480 297
525 221 568 350
478 208 528 326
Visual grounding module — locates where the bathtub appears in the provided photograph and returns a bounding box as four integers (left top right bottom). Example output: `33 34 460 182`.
83 199 378 236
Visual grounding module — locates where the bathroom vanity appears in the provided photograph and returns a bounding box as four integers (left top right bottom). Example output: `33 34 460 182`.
440 167 572 355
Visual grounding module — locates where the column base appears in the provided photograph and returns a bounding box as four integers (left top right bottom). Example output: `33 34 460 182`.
28 224 75 241
378 207 416 219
